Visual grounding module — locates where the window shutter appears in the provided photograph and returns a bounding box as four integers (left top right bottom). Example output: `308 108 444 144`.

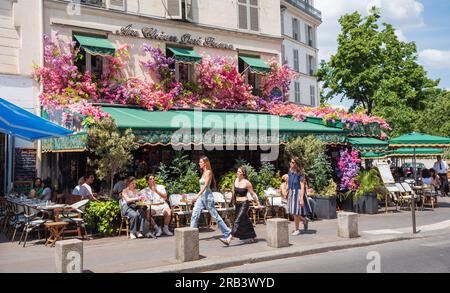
250 6 259 31
184 0 193 22
238 0 248 30
293 49 299 72
107 0 126 11
310 86 315 106
292 18 298 41
166 0 182 19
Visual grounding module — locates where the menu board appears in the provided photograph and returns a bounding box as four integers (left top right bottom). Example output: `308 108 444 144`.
376 162 395 184
14 148 36 182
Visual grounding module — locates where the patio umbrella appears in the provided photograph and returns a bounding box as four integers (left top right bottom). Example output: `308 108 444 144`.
389 132 450 233
387 148 444 157
0 98 73 141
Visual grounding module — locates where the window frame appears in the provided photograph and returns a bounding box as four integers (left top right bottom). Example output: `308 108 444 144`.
238 0 260 32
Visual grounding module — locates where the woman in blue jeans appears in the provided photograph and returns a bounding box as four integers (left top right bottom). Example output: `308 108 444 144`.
190 156 231 244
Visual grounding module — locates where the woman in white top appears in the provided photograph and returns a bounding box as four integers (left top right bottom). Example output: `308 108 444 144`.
41 178 53 201
120 177 147 239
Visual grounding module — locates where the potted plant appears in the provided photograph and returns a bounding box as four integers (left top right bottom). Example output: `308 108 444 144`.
353 169 386 214
313 179 338 219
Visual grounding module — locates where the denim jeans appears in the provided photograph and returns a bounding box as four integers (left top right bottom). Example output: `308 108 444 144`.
190 190 231 238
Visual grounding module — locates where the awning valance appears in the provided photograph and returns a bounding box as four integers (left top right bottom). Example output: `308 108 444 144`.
167 47 202 64
74 35 116 56
387 148 444 157
239 56 271 74
347 137 389 151
101 107 345 146
0 98 73 141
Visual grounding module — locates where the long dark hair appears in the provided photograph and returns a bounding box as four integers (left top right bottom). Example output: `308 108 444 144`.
33 177 42 189
290 157 303 175
238 166 248 180
200 156 216 189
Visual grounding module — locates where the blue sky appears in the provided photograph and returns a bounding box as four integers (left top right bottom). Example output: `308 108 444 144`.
315 0 450 109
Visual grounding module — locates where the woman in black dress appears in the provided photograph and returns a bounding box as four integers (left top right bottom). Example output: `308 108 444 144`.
221 166 262 246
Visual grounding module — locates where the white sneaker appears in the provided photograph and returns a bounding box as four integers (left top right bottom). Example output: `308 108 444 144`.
291 230 301 236
145 231 156 239
130 233 137 240
136 232 144 238
154 226 162 237
163 226 173 236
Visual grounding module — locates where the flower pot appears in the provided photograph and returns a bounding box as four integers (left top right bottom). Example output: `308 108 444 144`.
355 193 379 214
314 196 337 219
340 196 355 212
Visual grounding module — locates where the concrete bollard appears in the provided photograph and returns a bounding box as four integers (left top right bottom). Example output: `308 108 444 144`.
337 212 359 238
175 227 199 262
266 218 289 248
55 239 83 273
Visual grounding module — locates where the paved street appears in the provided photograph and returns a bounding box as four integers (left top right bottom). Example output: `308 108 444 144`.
1 197 449 273
210 230 450 273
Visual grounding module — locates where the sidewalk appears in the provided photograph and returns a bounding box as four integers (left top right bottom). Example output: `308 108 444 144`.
1 198 449 273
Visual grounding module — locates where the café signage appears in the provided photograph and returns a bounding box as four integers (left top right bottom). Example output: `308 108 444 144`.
116 24 234 50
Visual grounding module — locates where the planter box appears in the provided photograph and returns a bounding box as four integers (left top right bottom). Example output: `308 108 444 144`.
355 193 379 214
340 196 354 212
314 196 337 219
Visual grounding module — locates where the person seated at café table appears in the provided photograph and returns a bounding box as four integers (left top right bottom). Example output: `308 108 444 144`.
79 173 97 201
41 178 53 202
120 177 147 239
139 174 173 237
71 176 85 196
30 177 43 198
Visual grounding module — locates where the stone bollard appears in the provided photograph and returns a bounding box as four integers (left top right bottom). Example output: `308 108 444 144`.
175 227 199 262
266 218 289 248
55 239 83 273
337 212 359 238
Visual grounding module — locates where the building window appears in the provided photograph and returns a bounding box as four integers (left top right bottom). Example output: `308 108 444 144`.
293 49 299 72
74 42 104 80
282 45 286 64
238 0 259 31
292 18 299 41
294 82 300 104
165 0 193 21
310 85 315 106
306 24 315 47
281 11 285 35
307 54 315 75
238 56 261 95
166 48 195 83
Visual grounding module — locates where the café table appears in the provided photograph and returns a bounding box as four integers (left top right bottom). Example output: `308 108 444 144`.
44 221 68 247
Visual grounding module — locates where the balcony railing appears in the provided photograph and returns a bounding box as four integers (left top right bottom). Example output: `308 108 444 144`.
285 0 322 21
79 0 105 8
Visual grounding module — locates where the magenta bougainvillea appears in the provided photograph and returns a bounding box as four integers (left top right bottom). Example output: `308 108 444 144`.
34 33 390 137
337 149 361 192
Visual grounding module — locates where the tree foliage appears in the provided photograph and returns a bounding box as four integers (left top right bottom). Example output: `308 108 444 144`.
317 8 440 136
86 118 138 195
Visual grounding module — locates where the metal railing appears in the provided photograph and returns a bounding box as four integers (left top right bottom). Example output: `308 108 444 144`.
284 0 322 21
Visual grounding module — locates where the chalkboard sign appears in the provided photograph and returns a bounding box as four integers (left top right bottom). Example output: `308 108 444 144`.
14 148 36 182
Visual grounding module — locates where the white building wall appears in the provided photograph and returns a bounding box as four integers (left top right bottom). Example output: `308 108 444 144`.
281 1 320 106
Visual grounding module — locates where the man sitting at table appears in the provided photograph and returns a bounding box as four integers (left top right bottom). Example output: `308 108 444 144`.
79 173 97 201
139 174 173 236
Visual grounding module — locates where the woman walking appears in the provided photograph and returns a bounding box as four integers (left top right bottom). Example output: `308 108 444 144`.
222 166 262 245
190 156 231 245
288 158 309 236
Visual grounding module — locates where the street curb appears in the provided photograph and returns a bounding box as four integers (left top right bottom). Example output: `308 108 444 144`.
124 234 427 273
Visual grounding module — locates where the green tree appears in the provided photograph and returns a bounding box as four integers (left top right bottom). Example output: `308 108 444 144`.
317 8 439 136
85 118 138 196
417 90 450 137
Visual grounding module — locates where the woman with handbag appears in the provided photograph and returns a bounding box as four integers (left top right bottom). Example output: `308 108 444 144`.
120 177 147 239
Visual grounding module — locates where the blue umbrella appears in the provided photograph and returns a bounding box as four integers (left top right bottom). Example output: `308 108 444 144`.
0 98 73 141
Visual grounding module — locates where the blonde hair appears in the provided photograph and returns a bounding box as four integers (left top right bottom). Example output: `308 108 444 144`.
200 156 216 189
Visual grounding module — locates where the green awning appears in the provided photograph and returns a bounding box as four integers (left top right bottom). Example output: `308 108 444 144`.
74 35 116 56
389 132 450 148
167 47 202 64
101 107 345 145
387 148 444 157
347 137 389 151
239 56 272 74
361 152 386 159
